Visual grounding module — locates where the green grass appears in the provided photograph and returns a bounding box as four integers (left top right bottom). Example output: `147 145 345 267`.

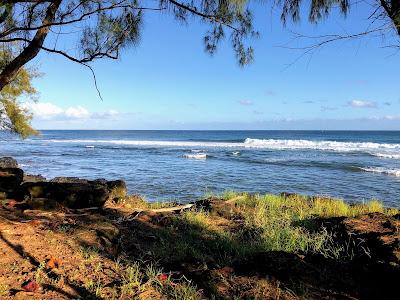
80 245 100 261
226 192 396 258
0 284 9 297
120 262 144 296
148 192 398 266
159 281 202 300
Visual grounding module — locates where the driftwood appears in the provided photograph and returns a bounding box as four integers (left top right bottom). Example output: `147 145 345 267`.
132 203 194 213
118 203 195 222
23 210 90 218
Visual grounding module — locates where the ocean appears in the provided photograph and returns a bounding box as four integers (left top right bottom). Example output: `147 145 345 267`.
1 130 399 207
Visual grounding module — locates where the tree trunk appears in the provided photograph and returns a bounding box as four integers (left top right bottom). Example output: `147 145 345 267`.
0 0 62 91
392 0 400 34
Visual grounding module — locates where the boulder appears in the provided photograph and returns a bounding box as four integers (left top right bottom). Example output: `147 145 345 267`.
26 197 58 210
20 180 109 209
23 174 47 183
106 180 127 200
0 157 18 168
0 168 24 195
18 176 127 209
50 177 88 184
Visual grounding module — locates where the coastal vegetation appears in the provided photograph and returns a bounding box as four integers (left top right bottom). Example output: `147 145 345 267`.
0 180 399 299
0 53 38 138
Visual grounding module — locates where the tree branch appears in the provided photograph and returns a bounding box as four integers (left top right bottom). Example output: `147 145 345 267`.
0 0 62 90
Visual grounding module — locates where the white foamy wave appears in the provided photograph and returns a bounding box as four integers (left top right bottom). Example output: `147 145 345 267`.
85 145 95 149
183 153 207 159
49 139 241 148
243 138 400 156
231 151 241 156
360 167 400 177
47 138 400 158
373 153 400 159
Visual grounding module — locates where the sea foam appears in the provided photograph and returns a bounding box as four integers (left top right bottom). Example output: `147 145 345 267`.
47 138 400 158
183 153 207 159
360 167 400 177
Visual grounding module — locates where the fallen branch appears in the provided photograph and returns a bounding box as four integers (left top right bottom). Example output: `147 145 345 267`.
133 203 194 213
23 210 90 218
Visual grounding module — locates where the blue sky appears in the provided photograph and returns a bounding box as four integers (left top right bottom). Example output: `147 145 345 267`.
26 2 400 130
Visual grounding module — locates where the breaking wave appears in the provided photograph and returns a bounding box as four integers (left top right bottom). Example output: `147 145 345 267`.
360 167 400 177
183 153 207 160
47 138 400 158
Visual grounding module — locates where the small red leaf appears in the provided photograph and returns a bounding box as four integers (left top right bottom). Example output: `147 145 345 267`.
157 274 168 281
22 280 39 292
7 200 17 207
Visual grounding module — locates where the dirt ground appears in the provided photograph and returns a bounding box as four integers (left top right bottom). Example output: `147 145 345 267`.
0 198 399 299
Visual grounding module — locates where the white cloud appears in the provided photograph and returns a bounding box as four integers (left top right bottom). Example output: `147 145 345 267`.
24 102 64 119
366 115 400 121
348 100 377 108
23 102 118 121
238 99 253 106
381 115 400 120
92 110 119 119
65 106 90 119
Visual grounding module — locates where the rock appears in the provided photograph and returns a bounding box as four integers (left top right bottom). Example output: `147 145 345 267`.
0 157 18 168
18 176 127 209
20 181 109 209
50 177 88 184
26 197 58 210
18 181 49 199
106 180 127 200
0 168 24 194
23 174 47 183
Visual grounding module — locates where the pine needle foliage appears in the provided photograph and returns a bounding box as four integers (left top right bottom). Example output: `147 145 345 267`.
0 50 38 138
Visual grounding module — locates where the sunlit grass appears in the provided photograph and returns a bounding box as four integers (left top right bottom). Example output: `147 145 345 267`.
149 192 398 266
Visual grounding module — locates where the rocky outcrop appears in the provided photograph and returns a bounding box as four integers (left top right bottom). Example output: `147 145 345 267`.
20 177 127 209
0 157 128 209
0 157 24 199
0 157 18 168
23 174 47 183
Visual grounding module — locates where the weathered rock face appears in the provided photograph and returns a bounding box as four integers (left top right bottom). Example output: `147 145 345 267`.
107 180 127 201
20 181 110 209
0 168 24 196
20 177 128 209
0 157 18 168
0 157 128 209
23 174 47 183
50 177 89 184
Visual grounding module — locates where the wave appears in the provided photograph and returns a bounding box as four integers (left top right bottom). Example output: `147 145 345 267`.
231 151 241 156
243 138 400 151
49 139 240 148
373 153 400 159
47 138 400 158
183 153 207 160
360 167 400 177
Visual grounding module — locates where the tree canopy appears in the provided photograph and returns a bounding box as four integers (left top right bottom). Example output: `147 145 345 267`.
0 51 38 138
0 0 399 92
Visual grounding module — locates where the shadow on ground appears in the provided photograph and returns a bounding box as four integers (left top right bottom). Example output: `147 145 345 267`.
0 199 399 299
